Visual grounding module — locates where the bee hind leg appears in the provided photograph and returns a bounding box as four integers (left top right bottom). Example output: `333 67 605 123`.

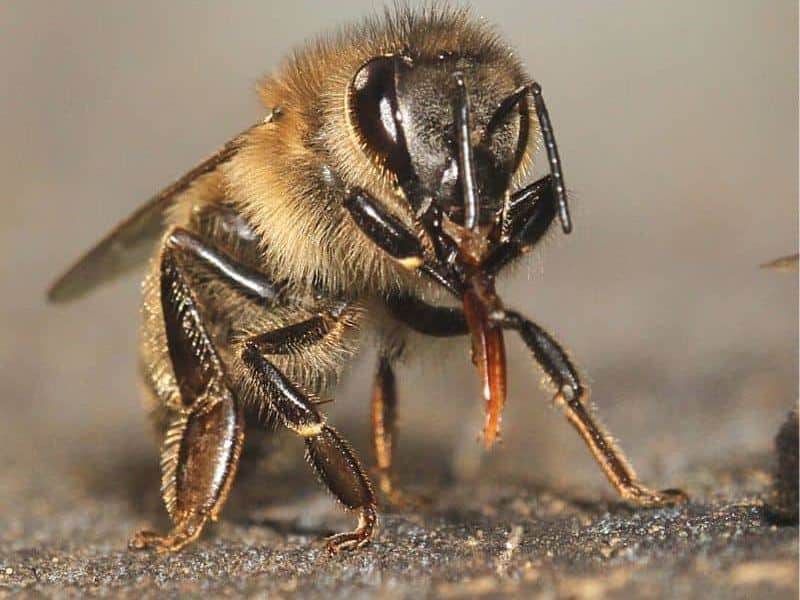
131 243 245 553
129 393 244 553
242 340 377 554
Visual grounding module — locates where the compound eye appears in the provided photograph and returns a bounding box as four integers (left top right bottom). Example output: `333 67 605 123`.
348 56 413 185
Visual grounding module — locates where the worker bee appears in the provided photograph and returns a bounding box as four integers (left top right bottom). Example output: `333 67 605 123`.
48 7 687 554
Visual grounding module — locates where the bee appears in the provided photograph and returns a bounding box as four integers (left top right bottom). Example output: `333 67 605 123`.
48 7 687 554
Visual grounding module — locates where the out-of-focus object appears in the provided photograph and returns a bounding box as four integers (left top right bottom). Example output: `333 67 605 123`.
759 253 797 523
766 411 799 524
759 254 799 272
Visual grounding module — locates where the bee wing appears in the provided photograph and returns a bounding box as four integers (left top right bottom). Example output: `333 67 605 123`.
47 124 258 303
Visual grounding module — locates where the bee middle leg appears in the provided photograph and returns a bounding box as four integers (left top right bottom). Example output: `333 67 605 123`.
371 354 397 497
370 298 469 507
370 354 432 508
243 325 377 554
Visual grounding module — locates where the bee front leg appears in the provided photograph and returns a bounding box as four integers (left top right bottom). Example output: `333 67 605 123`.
498 310 688 507
344 188 464 295
242 341 377 554
386 294 687 507
484 175 558 274
344 188 424 268
131 245 245 553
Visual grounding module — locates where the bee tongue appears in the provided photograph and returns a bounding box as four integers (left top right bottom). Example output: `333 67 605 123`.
463 278 507 448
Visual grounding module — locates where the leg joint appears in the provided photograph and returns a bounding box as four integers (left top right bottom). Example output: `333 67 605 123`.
242 342 326 434
499 309 582 394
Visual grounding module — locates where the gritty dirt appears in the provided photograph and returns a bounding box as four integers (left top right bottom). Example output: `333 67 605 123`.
0 430 796 600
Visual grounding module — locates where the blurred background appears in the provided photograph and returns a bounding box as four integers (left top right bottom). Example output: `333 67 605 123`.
0 0 796 518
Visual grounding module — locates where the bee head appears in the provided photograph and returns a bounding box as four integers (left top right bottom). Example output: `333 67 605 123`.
346 52 533 229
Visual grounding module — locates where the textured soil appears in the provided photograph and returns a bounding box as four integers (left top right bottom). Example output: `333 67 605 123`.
1 420 796 599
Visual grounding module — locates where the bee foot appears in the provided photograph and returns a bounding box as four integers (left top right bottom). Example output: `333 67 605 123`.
324 508 376 555
623 485 689 507
128 526 198 553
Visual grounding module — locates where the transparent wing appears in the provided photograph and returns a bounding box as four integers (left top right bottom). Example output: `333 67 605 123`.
47 124 258 303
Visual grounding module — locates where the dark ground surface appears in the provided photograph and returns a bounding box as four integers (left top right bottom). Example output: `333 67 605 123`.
0 420 797 599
